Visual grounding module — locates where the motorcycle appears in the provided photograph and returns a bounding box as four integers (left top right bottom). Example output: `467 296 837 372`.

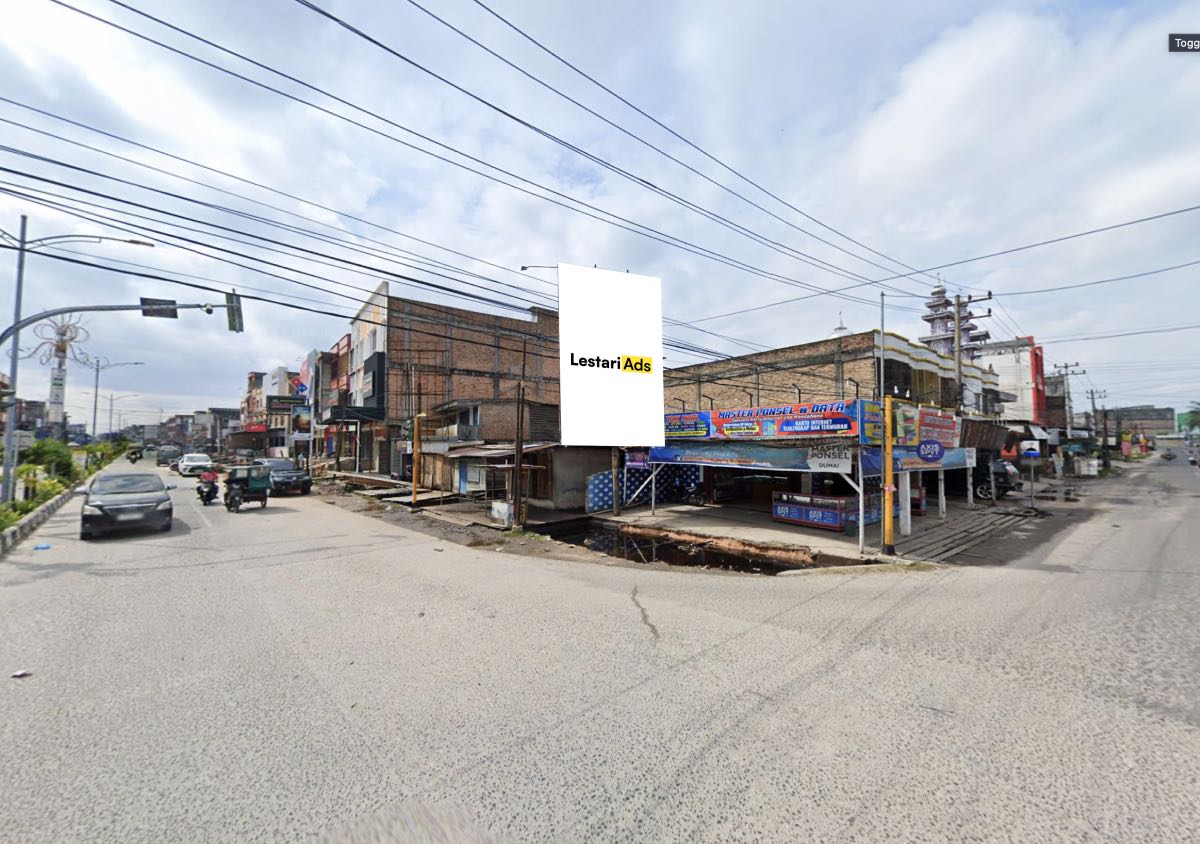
974 460 1023 500
196 475 219 506
126 450 141 464
672 476 705 506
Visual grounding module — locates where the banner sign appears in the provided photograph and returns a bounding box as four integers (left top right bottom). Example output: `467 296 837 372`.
857 401 959 447
894 403 920 446
625 448 649 469
808 444 852 473
559 263 664 447
665 412 712 438
861 446 976 476
665 401 859 441
650 442 851 472
858 401 883 445
917 440 945 463
266 394 307 413
291 405 312 435
917 407 960 446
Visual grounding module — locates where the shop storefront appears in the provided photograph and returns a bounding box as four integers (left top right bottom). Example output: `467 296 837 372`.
646 400 979 551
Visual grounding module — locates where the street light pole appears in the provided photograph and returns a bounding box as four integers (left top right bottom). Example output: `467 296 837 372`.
105 393 140 438
2 216 28 504
0 220 153 500
87 360 143 440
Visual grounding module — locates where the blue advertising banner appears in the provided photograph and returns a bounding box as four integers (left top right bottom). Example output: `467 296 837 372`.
650 441 854 472
860 446 977 476
665 400 872 441
858 400 883 444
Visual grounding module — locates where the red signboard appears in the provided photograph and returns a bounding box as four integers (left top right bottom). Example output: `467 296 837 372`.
244 423 267 433
917 407 960 447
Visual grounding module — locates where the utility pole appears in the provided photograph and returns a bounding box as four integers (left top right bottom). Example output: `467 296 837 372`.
512 340 527 529
1101 405 1111 470
883 394 896 555
88 359 144 441
2 216 28 504
953 294 962 408
411 413 423 507
953 291 993 411
1 219 153 501
878 292 885 401
1053 363 1086 438
1086 389 1103 435
512 381 525 529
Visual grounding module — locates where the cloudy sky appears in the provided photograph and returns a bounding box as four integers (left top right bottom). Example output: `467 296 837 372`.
2 0 1198 430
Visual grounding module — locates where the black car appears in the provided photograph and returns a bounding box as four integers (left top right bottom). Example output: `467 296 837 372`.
81 473 176 540
253 458 312 495
971 460 1023 500
156 447 182 467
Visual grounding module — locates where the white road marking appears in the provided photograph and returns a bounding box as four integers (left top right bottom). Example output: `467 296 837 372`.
189 496 213 529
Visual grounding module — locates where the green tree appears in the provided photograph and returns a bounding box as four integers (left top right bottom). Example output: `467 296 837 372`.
20 439 79 481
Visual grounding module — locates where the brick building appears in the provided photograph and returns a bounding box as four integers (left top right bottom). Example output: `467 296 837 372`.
337 283 560 475
1098 405 1176 438
241 372 266 427
663 330 1002 414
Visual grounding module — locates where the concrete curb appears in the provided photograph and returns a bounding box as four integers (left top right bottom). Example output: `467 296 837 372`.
0 486 78 558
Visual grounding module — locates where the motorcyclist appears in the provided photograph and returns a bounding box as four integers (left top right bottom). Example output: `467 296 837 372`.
196 469 220 504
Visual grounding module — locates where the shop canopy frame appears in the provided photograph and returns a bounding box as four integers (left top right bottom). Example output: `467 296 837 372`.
642 399 980 554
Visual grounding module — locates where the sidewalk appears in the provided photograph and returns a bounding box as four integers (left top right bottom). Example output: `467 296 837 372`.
599 497 1013 562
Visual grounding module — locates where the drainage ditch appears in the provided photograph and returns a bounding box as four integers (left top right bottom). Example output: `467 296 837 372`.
549 522 868 576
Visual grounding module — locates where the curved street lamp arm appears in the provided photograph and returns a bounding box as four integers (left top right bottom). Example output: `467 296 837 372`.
27 235 154 250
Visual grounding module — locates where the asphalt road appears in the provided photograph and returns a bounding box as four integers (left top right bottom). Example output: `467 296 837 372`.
2 456 1198 842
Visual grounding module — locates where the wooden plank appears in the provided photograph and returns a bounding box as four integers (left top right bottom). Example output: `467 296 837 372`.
910 515 1026 560
896 515 998 555
898 514 1024 560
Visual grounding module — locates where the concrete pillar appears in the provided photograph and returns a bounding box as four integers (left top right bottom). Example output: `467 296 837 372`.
937 469 946 519
899 472 912 537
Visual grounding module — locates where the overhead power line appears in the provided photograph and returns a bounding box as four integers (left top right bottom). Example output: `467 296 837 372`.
0 96 560 294
995 259 1200 297
286 0 927 295
0 104 765 352
0 244 565 363
399 0 935 288
467 0 954 290
684 206 1200 324
1039 323 1200 343
60 0 922 311
0 175 758 361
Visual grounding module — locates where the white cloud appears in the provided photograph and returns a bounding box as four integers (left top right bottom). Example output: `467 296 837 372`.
0 0 1197 421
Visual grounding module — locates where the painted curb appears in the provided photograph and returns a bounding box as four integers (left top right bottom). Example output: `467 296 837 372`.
0 486 78 558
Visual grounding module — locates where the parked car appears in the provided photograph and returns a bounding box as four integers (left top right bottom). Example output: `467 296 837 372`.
177 453 215 477
156 447 182 467
80 472 175 540
253 458 312 495
972 460 1023 500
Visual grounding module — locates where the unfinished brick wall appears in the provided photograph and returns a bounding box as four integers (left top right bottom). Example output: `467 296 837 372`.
663 332 877 411
387 299 560 419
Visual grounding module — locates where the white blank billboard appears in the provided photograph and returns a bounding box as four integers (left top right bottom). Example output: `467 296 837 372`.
558 263 665 447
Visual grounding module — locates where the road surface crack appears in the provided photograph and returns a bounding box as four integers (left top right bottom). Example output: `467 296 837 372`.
630 586 660 642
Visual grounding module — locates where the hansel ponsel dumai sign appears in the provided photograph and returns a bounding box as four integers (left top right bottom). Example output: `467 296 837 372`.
558 263 664 446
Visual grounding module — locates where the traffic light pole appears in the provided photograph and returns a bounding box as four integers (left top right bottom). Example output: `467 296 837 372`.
0 299 240 502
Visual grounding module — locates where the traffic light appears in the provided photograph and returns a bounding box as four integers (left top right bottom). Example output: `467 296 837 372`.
226 291 244 333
